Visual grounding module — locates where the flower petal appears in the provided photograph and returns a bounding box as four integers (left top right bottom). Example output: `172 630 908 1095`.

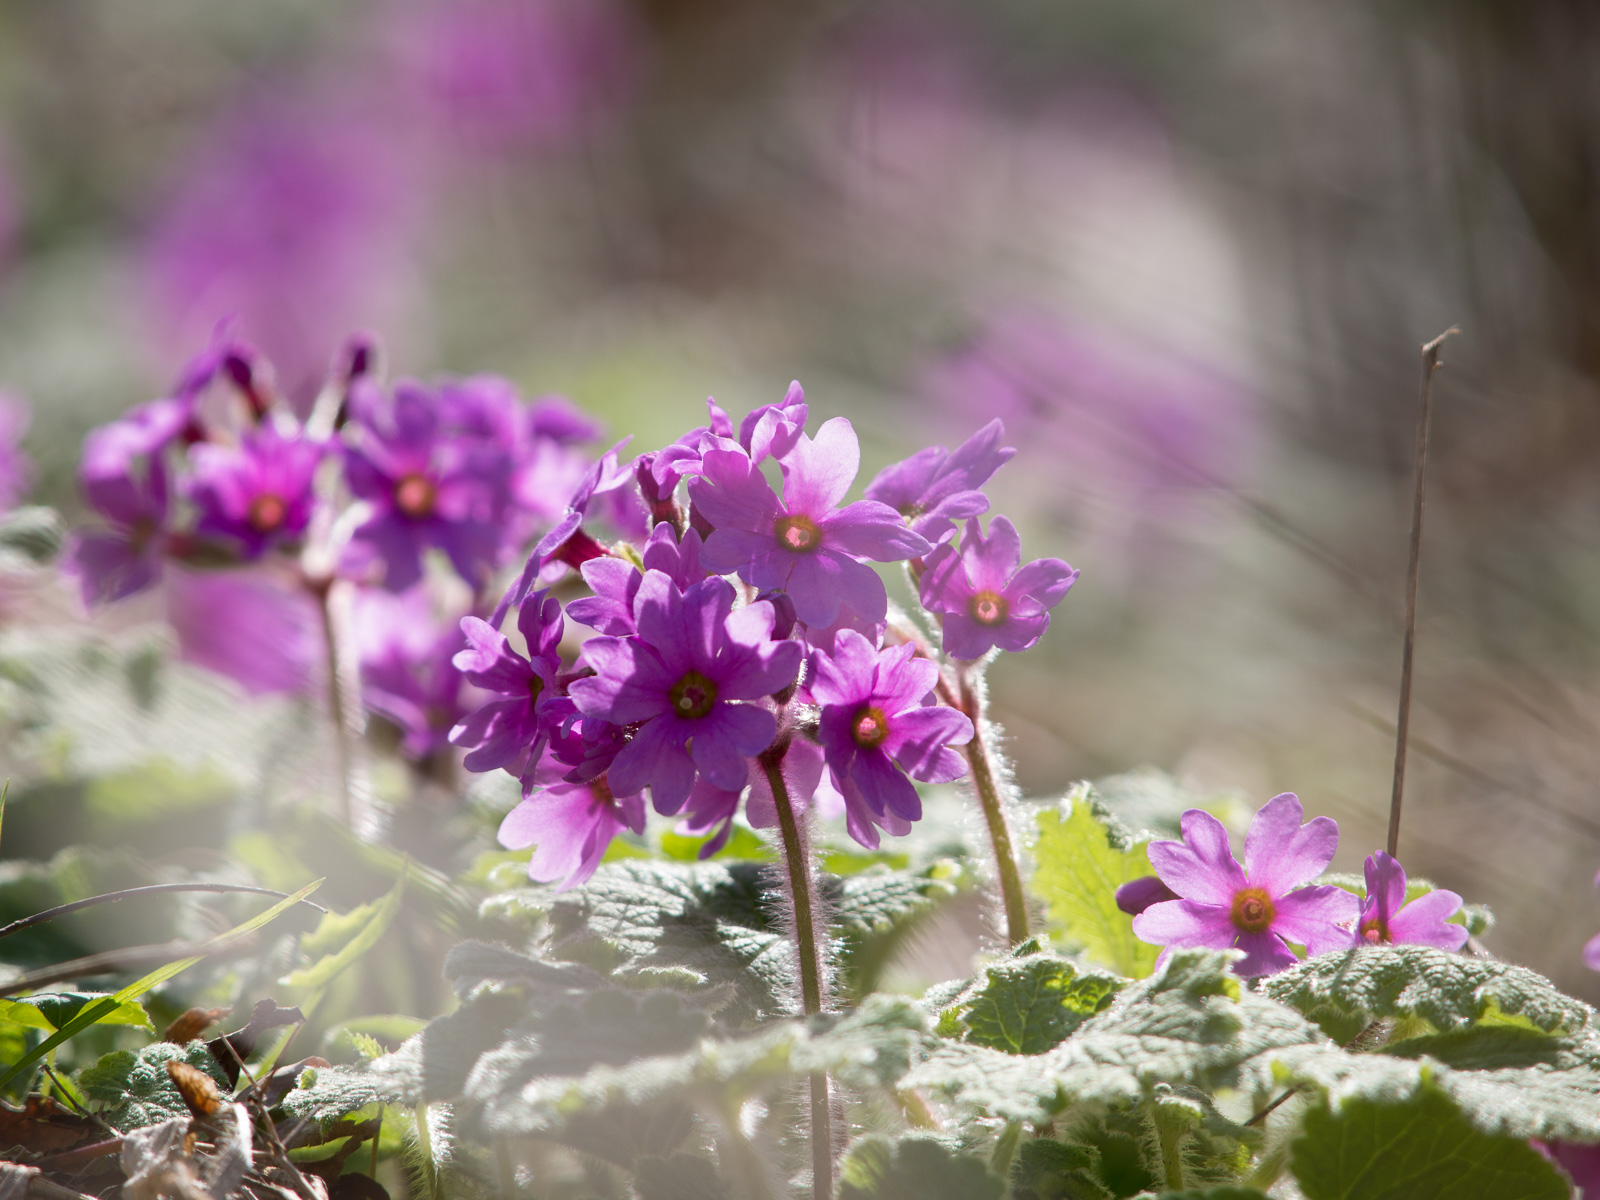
1232 930 1300 977
1244 793 1338 895
1387 889 1469 951
1131 899 1236 949
1362 851 1408 930
1272 885 1361 956
1147 809 1246 905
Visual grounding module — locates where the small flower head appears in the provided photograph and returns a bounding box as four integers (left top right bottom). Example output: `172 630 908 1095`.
690 414 931 628
188 426 323 558
809 628 972 848
864 418 1014 543
498 748 646 891
448 588 567 779
567 570 802 814
1131 793 1359 977
919 515 1077 659
1355 851 1468 951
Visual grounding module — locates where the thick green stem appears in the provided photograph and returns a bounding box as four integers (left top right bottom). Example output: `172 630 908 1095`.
956 670 1030 946
760 744 832 1200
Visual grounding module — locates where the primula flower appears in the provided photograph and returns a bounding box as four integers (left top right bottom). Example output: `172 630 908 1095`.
677 738 842 858
449 589 566 779
165 566 322 697
568 570 802 814
1114 875 1178 917
690 415 931 628
1354 851 1468 951
1131 793 1360 977
342 379 513 590
1585 870 1600 973
567 524 708 636
864 418 1014 543
187 427 323 558
919 515 1078 659
357 589 478 761
809 629 973 849
497 746 646 891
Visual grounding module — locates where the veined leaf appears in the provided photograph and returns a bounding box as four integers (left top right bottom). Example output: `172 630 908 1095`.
0 991 152 1032
940 950 1121 1055
1289 1083 1567 1200
1032 785 1160 979
77 1041 232 1131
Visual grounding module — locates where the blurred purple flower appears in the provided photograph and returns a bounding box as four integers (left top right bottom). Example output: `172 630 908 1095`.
165 566 322 697
919 515 1077 659
1586 869 1600 973
677 738 841 858
387 0 636 154
809 630 971 848
354 588 479 760
568 571 802 814
64 400 190 605
1536 1139 1600 1194
140 89 420 410
341 379 513 591
449 589 567 778
187 427 323 559
864 418 1014 544
0 394 31 512
690 416 930 628
498 748 646 890
1355 851 1468 952
1132 794 1359 977
1114 875 1178 917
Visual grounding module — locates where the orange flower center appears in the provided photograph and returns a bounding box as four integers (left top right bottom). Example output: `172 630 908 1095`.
1230 887 1276 933
247 493 287 533
969 589 1008 626
851 705 890 749
775 514 822 553
395 472 437 518
670 670 718 719
1359 915 1388 944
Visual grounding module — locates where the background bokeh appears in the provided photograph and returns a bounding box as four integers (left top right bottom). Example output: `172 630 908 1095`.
1 0 1598 1001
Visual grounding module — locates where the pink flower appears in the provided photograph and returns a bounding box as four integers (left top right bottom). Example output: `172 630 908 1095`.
918 515 1077 660
1586 869 1600 973
1131 793 1359 977
1355 851 1468 952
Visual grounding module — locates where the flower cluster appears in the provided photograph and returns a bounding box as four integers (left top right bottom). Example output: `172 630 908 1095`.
64 332 605 743
453 395 1078 886
1121 793 1470 976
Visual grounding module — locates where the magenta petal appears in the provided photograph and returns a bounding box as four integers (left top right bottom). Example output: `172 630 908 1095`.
963 515 1022 591
1585 931 1600 972
1387 889 1469 951
690 721 753 792
1232 930 1300 977
939 612 996 661
823 501 933 561
497 796 545 851
1244 793 1338 895
780 417 859 516
1147 809 1246 905
889 706 974 779
608 718 689 804
1271 885 1362 955
1131 899 1236 949
1362 851 1408 929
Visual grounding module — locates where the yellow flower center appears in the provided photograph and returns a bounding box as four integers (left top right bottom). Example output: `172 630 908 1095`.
775 514 822 553
851 705 890 749
969 589 1007 626
670 670 718 719
1230 887 1276 933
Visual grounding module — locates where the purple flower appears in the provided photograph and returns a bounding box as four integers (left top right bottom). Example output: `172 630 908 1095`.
498 749 647 891
187 427 323 558
0 394 31 512
1536 1139 1600 1194
1131 793 1360 977
65 400 190 605
864 418 1014 543
1354 852 1468 952
341 379 513 590
566 525 709 637
165 566 322 697
677 738 842 858
568 570 802 814
356 588 478 760
919 515 1077 659
449 589 566 778
1114 875 1179 917
809 629 973 849
1586 869 1600 973
689 416 931 628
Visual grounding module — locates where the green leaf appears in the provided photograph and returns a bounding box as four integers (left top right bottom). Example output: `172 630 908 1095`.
942 952 1121 1055
1289 1083 1568 1200
0 877 322 1091
77 1041 232 1131
837 1136 1006 1200
283 866 406 991
1143 1190 1270 1199
1010 1139 1112 1200
1032 785 1161 978
658 822 773 863
1260 945 1593 1043
910 950 1323 1125
0 991 152 1032
829 866 957 1000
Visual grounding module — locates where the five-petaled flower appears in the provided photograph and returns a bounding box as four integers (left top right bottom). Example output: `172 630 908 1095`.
1353 851 1468 951
1131 793 1360 976
919 515 1077 659
809 629 973 848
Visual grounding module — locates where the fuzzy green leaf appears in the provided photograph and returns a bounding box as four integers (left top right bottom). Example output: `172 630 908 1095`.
837 1136 1006 1200
1033 785 1160 978
943 952 1121 1055
1010 1140 1112 1200
1261 945 1593 1043
0 991 152 1032
1289 1083 1568 1200
77 1041 231 1131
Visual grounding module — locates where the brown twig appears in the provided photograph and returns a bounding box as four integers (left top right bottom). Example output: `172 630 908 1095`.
1388 328 1458 859
0 937 257 997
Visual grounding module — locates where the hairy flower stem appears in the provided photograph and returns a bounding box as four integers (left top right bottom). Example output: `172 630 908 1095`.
1388 328 1457 858
313 578 369 831
955 667 1030 946
759 740 833 1200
